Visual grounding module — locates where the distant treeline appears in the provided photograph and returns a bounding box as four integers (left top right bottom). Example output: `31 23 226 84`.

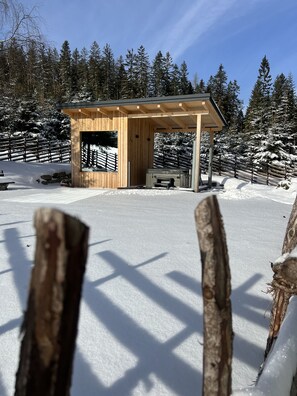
0 38 297 166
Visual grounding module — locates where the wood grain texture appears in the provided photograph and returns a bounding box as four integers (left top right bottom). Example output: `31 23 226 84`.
195 195 232 396
15 209 89 396
264 194 297 360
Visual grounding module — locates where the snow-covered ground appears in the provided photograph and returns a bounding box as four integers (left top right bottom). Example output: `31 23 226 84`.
0 160 296 396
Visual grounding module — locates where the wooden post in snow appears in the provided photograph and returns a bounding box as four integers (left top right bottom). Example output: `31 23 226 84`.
15 208 89 396
264 195 297 359
282 195 297 254
195 195 233 396
208 130 214 189
194 114 202 193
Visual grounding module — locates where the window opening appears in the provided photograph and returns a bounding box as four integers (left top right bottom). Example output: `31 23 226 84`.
81 131 118 172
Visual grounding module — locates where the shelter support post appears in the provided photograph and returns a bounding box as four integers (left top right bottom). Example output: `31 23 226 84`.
194 114 202 193
208 131 214 189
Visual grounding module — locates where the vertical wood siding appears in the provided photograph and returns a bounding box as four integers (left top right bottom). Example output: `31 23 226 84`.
70 112 155 188
128 118 155 186
71 112 128 188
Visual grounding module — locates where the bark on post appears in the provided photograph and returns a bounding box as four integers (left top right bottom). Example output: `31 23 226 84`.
195 195 233 396
282 195 297 255
264 195 297 359
15 208 89 396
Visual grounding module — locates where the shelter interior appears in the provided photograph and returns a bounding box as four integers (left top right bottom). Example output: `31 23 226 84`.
61 94 226 192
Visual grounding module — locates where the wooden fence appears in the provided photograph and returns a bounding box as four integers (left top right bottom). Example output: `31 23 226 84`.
1 135 296 186
154 150 297 186
81 146 118 172
0 135 71 163
154 150 193 169
208 154 297 186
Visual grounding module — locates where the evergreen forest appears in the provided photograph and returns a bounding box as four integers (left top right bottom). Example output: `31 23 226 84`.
1 23 297 165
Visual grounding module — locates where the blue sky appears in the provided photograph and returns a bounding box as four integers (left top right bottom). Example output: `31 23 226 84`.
27 0 297 106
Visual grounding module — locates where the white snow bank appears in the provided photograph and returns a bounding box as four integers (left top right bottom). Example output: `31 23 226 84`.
0 160 296 206
0 160 71 189
216 176 297 205
233 296 297 396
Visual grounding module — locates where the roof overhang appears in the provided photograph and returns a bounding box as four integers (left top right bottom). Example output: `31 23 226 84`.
59 94 227 132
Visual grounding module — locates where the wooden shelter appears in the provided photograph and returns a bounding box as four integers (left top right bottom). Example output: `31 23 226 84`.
61 94 226 192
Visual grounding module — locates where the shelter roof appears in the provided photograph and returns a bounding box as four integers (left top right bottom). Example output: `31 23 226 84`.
60 93 226 132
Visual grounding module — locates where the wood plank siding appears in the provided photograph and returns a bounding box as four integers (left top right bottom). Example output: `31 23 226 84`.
70 111 128 188
128 118 155 186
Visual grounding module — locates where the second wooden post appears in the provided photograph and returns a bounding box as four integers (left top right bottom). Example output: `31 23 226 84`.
195 195 233 396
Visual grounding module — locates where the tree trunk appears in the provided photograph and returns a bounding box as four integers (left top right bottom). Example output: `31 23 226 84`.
195 195 233 396
15 208 89 396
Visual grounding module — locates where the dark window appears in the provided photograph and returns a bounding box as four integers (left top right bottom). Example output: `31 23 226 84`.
81 131 118 172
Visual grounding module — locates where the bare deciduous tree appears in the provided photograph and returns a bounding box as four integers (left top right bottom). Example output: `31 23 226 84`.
0 0 42 48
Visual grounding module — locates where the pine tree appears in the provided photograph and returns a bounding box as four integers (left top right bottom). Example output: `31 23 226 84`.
179 61 192 94
37 44 52 102
162 52 174 96
59 40 72 101
244 56 273 162
41 104 70 140
13 98 42 135
101 44 116 100
135 45 150 98
71 48 80 98
0 95 15 135
206 64 228 110
170 63 181 95
193 74 206 94
46 47 61 100
77 47 91 101
264 73 296 164
114 55 128 99
25 40 39 95
198 79 206 93
123 48 138 98
150 51 166 97
206 64 239 155
69 47 90 102
220 80 244 155
6 39 27 97
88 41 102 100
286 74 297 157
0 43 10 97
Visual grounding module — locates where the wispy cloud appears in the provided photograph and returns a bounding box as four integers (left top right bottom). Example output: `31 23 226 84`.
146 0 237 60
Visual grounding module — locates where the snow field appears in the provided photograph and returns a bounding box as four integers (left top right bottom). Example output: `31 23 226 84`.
0 161 296 395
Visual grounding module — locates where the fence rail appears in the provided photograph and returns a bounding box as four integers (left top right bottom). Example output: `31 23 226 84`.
0 135 71 163
154 150 193 169
154 151 297 186
1 136 297 187
81 146 118 172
